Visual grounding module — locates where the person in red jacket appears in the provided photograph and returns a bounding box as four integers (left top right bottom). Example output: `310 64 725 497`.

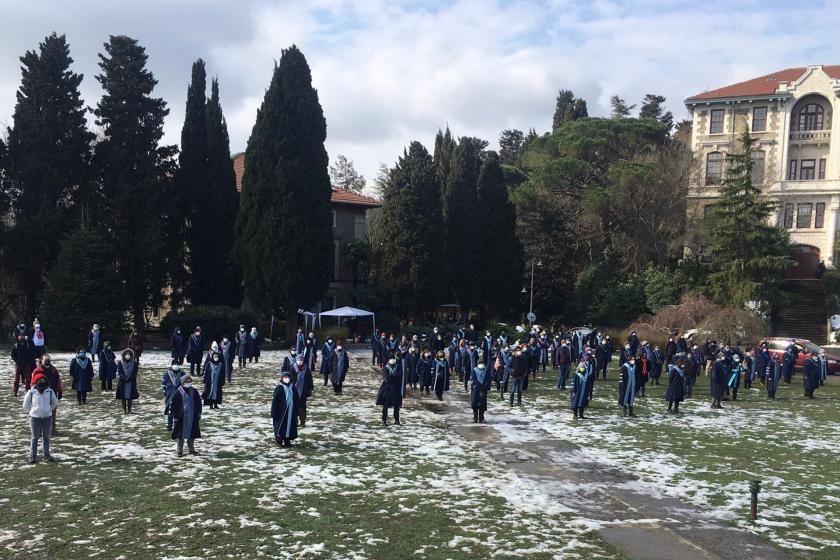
31 354 62 434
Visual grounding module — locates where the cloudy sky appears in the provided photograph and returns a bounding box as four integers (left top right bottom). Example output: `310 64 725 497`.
0 0 837 187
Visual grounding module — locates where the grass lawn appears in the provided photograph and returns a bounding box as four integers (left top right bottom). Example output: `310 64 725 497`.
0 350 626 559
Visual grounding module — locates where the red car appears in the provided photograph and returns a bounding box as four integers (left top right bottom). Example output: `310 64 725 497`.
760 337 840 375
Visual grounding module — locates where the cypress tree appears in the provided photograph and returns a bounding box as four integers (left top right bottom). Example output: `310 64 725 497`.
434 126 455 191
41 223 128 349
234 46 332 338
2 33 93 319
176 59 208 304
702 130 791 310
444 138 481 316
205 77 242 306
93 35 177 334
552 90 588 131
477 151 523 316
372 141 447 314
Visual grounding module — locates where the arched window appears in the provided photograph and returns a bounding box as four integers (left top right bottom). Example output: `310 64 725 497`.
798 103 825 131
705 152 723 185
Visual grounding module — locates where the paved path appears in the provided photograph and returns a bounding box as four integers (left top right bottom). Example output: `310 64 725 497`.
400 373 794 560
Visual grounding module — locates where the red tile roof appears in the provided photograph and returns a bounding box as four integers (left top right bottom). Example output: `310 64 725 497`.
686 65 840 101
230 152 380 207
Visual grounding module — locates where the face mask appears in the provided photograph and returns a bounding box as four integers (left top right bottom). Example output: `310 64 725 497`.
478 365 485 370
296 360 304 366
172 365 181 372
327 339 333 344
195 332 200 337
486 332 490 337
34 324 40 329
212 356 220 362
176 330 181 334
336 346 342 351
388 359 396 366
123 355 131 362
240 328 245 332
77 352 85 359
184 383 193 389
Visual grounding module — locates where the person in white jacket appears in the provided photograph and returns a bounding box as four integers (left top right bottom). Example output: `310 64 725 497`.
22 372 58 464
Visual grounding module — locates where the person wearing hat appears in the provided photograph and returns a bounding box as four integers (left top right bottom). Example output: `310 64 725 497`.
803 352 821 399
618 353 637 417
88 324 102 363
69 347 94 405
376 357 403 426
11 333 34 396
726 354 744 401
710 352 727 409
98 341 117 391
161 361 184 431
432 351 450 400
202 350 225 409
248 327 261 363
171 373 202 456
290 354 313 427
766 353 782 400
116 349 140 414
187 327 204 376
170 327 187 365
30 319 46 360
23 372 59 463
205 340 221 369
329 341 350 395
570 363 591 419
235 325 250 369
666 355 687 413
272 370 300 446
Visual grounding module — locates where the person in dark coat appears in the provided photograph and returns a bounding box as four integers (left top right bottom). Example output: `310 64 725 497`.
295 328 306 355
431 329 445 356
432 351 450 400
766 354 782 400
727 354 743 401
710 353 727 409
498 346 512 398
370 330 381 366
11 334 34 396
290 356 314 427
235 325 250 369
556 338 572 390
570 364 591 419
272 371 300 447
627 331 639 356
677 334 688 354
618 343 633 367
161 362 183 431
171 374 202 456
509 347 527 406
88 324 103 362
470 363 492 423
664 336 677 365
418 349 433 395
618 355 637 417
248 327 261 363
202 350 225 408
69 347 94 405
446 336 458 377
594 337 611 380
377 358 403 425
99 341 117 391
378 333 391 367
803 352 820 398
782 346 795 384
817 350 829 387
666 356 687 413
650 345 664 386
187 327 203 375
116 349 140 414
329 343 350 395
320 337 336 386
220 337 234 384
128 330 144 363
460 342 480 392
170 328 187 365
303 336 317 373
685 347 699 398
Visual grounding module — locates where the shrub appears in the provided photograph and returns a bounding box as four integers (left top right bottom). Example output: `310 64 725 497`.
160 305 266 345
697 308 767 346
316 326 350 344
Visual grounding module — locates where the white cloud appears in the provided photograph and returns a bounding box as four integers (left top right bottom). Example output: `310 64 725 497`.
0 0 837 185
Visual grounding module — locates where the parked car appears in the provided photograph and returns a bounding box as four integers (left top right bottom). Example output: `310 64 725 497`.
759 337 840 375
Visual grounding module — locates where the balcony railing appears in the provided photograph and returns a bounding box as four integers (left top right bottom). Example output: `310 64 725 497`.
789 130 831 142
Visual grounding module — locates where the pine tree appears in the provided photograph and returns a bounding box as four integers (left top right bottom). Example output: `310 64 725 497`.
552 89 588 131
41 223 128 350
234 46 333 338
93 35 177 334
477 151 523 316
498 129 525 167
639 93 674 132
372 141 447 314
329 154 366 192
610 95 635 118
703 130 791 310
205 77 242 306
176 59 208 304
443 138 481 316
434 126 456 191
2 33 93 319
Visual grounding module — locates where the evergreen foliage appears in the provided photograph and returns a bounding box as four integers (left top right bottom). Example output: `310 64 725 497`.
498 129 525 166
610 95 635 118
433 126 456 190
234 46 333 337
329 154 366 192
639 93 674 132
552 89 588 131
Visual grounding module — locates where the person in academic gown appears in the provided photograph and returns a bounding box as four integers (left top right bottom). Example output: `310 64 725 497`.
161 362 183 431
320 337 336 386
782 346 795 384
618 355 637 417
710 353 727 409
329 343 350 395
803 352 820 399
202 350 225 409
556 338 572 390
235 325 250 369
406 346 421 389
470 363 492 423
248 327 261 363
171 374 202 456
187 327 204 376
69 347 94 405
727 354 744 401
766 354 782 400
88 324 102 362
570 364 591 419
272 371 300 447
170 327 187 365
418 349 434 395
666 357 686 413
98 341 117 391
377 358 403 425
220 337 234 383
116 348 140 414
433 351 450 400
290 357 314 427
817 350 829 386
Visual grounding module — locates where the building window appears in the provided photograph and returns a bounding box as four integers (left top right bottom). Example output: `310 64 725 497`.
798 103 824 131
797 203 813 228
333 241 340 280
709 109 724 134
816 203 826 228
783 203 794 228
788 160 798 180
705 152 723 184
751 150 765 185
752 106 767 132
800 159 816 180
332 210 336 228
703 204 715 219
353 213 365 240
819 159 826 180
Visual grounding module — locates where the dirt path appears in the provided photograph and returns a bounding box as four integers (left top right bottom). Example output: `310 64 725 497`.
401 373 794 560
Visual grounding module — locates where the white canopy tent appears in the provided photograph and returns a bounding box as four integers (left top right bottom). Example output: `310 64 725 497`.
319 306 376 335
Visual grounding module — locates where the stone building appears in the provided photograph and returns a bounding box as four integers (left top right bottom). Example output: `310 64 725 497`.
685 65 840 273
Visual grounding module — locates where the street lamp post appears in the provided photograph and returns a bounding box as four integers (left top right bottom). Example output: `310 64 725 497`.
524 259 542 324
